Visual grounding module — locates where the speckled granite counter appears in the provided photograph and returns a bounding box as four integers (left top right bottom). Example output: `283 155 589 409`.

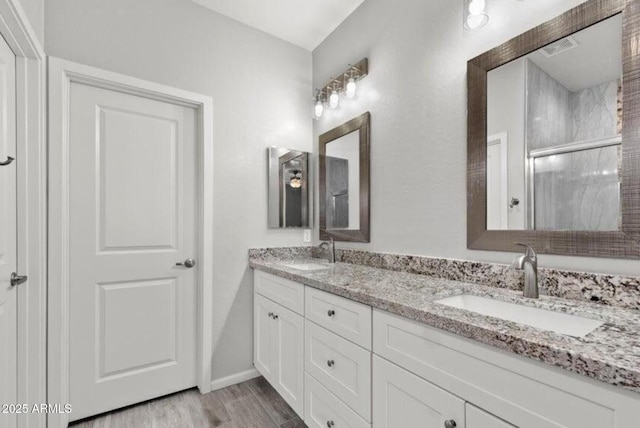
250 256 640 394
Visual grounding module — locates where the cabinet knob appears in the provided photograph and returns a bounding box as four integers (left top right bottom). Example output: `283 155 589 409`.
273 314 279 320
268 312 273 318
327 309 336 317
444 420 457 428
327 360 335 367
326 421 334 428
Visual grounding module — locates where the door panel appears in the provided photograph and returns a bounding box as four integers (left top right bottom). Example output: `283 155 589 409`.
69 82 198 421
274 305 304 417
0 33 17 428
254 294 276 382
373 356 465 428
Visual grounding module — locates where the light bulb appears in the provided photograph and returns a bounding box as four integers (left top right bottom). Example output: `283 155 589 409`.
345 77 357 99
329 90 340 109
314 100 324 118
468 0 486 15
290 177 302 189
466 13 488 29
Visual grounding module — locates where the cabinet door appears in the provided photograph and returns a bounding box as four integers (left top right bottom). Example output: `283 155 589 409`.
254 294 276 383
373 356 465 428
467 404 515 428
272 300 305 417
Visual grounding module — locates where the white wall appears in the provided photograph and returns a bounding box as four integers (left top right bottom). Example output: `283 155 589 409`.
45 0 312 383
16 0 43 45
313 0 640 276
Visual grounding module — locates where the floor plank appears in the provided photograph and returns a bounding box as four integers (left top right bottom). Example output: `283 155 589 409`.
68 377 308 428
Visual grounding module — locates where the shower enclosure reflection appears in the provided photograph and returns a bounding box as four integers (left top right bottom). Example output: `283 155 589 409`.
486 14 622 231
267 147 310 228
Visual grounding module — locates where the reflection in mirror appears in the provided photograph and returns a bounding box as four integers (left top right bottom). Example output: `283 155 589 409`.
319 112 370 242
267 147 310 228
325 131 360 230
487 14 622 231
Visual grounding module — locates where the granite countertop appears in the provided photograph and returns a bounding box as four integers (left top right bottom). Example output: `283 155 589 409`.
249 257 640 393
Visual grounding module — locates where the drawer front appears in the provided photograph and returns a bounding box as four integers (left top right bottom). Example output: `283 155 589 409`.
254 270 304 315
305 373 370 428
305 287 372 349
305 320 371 421
373 309 618 428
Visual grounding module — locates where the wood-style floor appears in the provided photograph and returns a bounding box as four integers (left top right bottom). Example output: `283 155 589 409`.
69 376 307 428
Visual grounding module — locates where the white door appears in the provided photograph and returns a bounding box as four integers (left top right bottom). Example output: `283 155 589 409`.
373 356 465 428
487 133 508 230
0 33 17 428
68 81 198 421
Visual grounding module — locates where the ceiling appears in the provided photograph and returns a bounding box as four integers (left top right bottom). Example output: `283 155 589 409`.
188 0 366 51
527 14 622 92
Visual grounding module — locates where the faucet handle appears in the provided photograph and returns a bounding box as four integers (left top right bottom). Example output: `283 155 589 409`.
514 242 537 259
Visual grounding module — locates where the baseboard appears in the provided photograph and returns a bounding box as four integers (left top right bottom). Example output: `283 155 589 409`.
210 368 261 391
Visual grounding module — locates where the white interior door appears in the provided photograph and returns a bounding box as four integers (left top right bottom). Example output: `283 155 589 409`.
487 133 508 230
68 81 198 421
0 33 17 428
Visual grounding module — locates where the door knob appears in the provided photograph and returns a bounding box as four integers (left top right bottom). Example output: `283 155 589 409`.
444 420 457 428
176 258 196 268
0 156 14 166
10 272 27 286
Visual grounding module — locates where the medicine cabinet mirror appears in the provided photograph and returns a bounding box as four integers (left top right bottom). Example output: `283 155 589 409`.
319 112 370 242
467 0 640 257
268 147 310 228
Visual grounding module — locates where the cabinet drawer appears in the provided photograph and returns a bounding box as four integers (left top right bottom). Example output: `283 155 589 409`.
254 270 304 315
305 373 370 428
305 320 371 421
305 287 372 349
373 309 621 428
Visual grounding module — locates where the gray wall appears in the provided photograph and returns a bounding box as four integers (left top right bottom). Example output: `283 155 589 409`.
45 0 313 383
312 0 640 276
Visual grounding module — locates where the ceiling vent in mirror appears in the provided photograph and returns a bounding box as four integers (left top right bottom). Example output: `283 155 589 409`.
539 36 579 58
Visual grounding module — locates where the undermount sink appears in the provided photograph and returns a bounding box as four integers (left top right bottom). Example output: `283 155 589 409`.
435 294 604 338
282 262 332 271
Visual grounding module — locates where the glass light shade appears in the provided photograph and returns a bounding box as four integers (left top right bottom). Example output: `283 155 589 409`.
314 100 324 118
329 90 340 109
467 13 489 29
345 77 357 99
468 0 486 15
289 177 302 189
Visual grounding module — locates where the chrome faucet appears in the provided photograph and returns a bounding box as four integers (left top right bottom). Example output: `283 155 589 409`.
511 243 539 299
318 238 336 264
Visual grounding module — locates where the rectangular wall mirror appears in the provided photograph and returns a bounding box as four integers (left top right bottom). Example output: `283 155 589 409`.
268 147 311 228
319 112 370 242
468 0 640 258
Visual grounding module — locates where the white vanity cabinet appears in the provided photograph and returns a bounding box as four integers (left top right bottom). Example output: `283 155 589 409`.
253 270 640 428
253 274 304 417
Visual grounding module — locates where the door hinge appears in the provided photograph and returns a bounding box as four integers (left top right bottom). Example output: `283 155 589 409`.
10 272 27 286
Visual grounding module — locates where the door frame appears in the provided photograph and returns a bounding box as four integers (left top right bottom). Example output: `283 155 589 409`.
0 1 47 428
48 57 214 427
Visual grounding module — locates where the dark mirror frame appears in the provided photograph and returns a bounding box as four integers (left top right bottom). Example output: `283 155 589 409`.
319 112 371 242
467 0 640 258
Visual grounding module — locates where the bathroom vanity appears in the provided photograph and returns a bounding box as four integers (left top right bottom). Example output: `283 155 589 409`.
250 256 640 428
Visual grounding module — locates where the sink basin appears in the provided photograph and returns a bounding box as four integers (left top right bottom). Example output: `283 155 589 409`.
435 294 603 338
281 262 332 271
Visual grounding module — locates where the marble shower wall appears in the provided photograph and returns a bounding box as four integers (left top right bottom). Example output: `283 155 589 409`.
570 80 619 142
526 60 572 150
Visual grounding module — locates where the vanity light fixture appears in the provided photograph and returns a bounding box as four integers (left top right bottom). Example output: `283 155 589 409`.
312 58 368 119
465 0 489 30
289 170 302 189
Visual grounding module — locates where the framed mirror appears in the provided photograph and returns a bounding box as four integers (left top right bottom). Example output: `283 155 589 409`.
319 112 370 242
267 147 311 228
467 0 640 258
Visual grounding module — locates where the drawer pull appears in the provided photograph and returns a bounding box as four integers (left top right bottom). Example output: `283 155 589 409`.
444 420 457 428
326 421 335 428
327 309 336 317
327 359 335 367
